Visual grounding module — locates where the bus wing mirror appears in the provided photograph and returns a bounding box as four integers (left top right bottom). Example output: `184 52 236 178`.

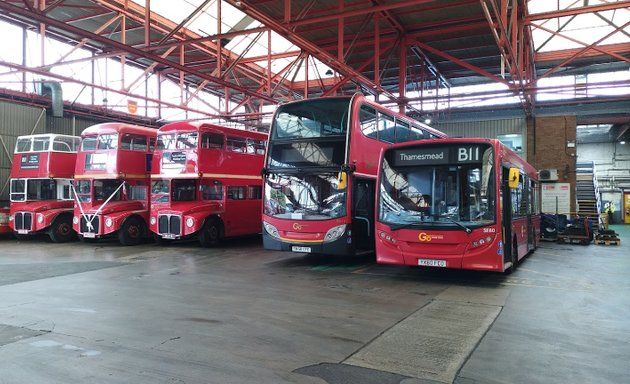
508 168 520 189
337 171 347 190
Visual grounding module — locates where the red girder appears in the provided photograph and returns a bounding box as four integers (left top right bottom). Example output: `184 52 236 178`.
0 1 277 104
526 1 630 23
228 0 399 101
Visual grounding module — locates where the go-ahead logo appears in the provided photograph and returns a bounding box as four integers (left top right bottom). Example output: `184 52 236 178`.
293 222 303 230
418 233 444 242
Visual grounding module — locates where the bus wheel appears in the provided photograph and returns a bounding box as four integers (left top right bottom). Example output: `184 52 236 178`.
119 217 145 246
48 216 76 243
506 242 519 274
199 218 223 247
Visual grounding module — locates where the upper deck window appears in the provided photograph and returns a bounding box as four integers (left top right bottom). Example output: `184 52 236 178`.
52 136 79 152
272 98 349 140
81 134 117 151
201 133 224 149
121 134 148 151
227 137 247 152
157 133 198 150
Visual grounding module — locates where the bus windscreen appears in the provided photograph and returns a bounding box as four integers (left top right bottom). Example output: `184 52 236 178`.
379 143 496 229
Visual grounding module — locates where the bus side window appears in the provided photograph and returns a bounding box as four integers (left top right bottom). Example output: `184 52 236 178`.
227 186 246 200
248 186 262 200
360 105 378 139
201 181 223 200
227 137 247 152
202 133 224 149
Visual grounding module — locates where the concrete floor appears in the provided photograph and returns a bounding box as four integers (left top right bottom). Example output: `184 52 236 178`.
0 226 628 384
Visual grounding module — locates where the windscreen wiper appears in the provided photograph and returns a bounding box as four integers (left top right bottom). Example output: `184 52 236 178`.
443 217 472 233
389 221 421 231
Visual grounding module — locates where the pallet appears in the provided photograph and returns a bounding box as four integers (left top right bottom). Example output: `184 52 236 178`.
594 239 620 246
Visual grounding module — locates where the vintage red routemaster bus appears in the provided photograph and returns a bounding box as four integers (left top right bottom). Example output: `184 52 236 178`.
262 94 447 256
72 123 157 245
375 138 540 272
149 121 267 246
8 134 80 242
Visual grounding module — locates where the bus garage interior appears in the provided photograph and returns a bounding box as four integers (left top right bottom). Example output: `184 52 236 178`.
0 1 628 383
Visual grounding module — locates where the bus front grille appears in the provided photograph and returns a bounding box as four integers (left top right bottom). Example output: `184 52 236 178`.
158 214 181 236
14 212 32 231
80 216 100 234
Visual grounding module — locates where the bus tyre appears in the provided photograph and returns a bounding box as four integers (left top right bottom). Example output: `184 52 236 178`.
199 218 223 247
119 217 146 246
48 215 76 243
505 242 518 274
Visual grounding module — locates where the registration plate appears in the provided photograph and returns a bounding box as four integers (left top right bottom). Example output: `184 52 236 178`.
292 246 311 253
83 232 96 238
418 258 447 267
17 229 28 235
162 234 177 239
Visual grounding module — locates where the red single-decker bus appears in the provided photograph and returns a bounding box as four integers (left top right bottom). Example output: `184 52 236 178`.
9 134 79 242
150 121 267 246
72 123 157 245
375 138 540 272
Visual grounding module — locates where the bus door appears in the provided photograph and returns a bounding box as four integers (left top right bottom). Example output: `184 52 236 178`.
526 179 535 252
501 167 514 266
352 178 375 251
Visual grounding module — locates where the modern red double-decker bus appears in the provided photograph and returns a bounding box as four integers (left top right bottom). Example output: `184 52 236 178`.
375 138 540 272
149 121 267 246
262 94 447 256
8 134 79 242
72 123 157 245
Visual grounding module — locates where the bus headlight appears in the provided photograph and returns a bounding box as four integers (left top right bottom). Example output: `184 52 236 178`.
150 217 156 225
263 221 280 239
324 224 346 243
73 216 79 224
37 213 44 224
186 217 194 228
105 217 113 227
9 215 14 221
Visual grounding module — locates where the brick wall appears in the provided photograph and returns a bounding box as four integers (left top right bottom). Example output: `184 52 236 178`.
527 116 577 214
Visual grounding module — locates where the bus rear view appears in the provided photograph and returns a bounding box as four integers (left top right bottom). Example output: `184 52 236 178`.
376 138 539 272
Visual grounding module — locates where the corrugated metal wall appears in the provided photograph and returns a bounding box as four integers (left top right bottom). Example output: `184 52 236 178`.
0 101 48 202
0 100 112 202
433 117 527 158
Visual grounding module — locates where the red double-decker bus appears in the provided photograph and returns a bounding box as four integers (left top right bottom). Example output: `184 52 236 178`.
375 138 540 272
262 94 447 256
149 121 267 246
8 134 79 242
72 123 157 245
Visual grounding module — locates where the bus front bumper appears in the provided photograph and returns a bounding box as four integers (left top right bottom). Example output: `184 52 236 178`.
262 231 353 256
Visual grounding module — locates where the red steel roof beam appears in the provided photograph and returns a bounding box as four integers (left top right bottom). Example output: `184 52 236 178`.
538 18 630 79
230 0 398 101
532 24 630 65
526 1 630 23
414 40 510 86
0 1 276 103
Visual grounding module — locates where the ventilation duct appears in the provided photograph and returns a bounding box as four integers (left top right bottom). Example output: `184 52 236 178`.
36 80 63 117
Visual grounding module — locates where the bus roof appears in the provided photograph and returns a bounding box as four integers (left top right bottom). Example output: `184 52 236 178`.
80 122 157 137
158 121 268 140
